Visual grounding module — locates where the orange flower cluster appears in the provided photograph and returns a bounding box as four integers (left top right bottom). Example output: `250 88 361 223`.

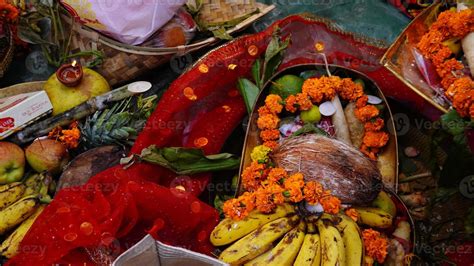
417 9 474 118
362 229 388 264
241 161 269 192
0 1 19 22
223 165 341 220
258 76 389 161
355 99 388 160
48 121 81 149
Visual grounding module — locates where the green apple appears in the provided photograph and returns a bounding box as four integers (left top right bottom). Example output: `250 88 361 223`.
26 139 70 175
0 142 26 184
300 105 322 123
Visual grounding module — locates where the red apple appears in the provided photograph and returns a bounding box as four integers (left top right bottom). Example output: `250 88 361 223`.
0 142 26 184
26 139 70 175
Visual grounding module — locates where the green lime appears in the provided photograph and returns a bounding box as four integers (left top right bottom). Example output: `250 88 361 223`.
270 75 304 99
300 105 321 123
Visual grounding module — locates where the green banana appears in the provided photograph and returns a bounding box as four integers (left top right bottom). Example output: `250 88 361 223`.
0 205 45 258
0 195 41 234
355 207 393 229
245 222 306 266
317 219 344 266
0 182 26 210
333 214 364 266
219 215 299 265
372 190 396 217
294 233 321 266
211 203 295 246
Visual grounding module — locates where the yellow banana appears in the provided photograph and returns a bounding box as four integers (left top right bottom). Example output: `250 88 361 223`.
333 214 363 266
0 182 26 210
294 233 321 266
22 174 43 197
0 205 45 258
372 190 396 217
211 203 295 246
0 195 41 234
355 207 393 229
317 219 344 266
219 215 299 265
245 222 306 266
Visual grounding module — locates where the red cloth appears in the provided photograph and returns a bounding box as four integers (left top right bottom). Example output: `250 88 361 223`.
8 14 435 265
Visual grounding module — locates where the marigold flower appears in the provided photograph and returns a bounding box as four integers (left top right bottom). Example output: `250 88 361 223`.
260 129 280 142
285 94 298 113
345 208 359 222
48 121 81 149
364 118 385 132
360 144 379 161
436 58 464 79
356 95 368 108
303 181 324 205
302 77 337 103
241 161 268 192
255 187 277 213
452 89 474 118
266 184 285 204
263 140 279 150
355 105 380 122
257 114 280 130
258 106 272 116
267 167 288 184
250 145 272 162
223 196 252 220
265 94 284 114
337 78 364 102
320 195 341 214
0 2 19 21
363 131 389 148
296 93 313 111
362 229 388 264
283 173 305 190
446 77 474 100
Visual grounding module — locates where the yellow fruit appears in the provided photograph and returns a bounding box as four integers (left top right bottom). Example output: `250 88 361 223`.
44 68 110 116
0 205 45 258
317 219 343 266
211 203 295 246
0 182 25 210
25 139 70 175
219 215 299 265
294 233 321 266
355 207 393 229
245 222 305 266
333 214 364 266
0 195 40 234
372 190 397 217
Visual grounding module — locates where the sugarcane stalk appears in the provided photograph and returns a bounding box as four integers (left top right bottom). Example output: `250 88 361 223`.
10 84 137 144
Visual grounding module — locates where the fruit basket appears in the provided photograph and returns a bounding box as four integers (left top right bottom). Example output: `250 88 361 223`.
212 64 413 265
381 2 473 114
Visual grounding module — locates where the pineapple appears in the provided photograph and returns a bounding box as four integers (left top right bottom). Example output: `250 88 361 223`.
80 95 157 148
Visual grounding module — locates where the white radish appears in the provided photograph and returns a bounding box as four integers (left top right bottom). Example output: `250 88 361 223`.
331 95 352 145
458 3 474 76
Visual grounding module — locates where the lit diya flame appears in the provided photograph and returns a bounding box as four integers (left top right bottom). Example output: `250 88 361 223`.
56 60 83 87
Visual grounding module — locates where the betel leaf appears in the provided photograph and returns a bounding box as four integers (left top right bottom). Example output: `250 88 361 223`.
291 123 328 138
263 35 290 82
237 78 260 114
251 59 262 88
139 146 240 175
440 109 472 145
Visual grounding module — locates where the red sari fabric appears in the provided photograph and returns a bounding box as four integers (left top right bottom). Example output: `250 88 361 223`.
7 15 434 265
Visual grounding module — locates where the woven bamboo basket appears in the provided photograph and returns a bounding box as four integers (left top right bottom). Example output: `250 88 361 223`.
198 0 259 24
64 3 274 86
0 25 14 79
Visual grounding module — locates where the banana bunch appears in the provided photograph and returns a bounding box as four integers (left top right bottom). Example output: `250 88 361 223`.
212 191 399 266
0 173 52 258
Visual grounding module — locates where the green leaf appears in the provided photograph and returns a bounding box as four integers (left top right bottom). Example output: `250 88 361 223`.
263 36 290 82
251 59 262 88
211 27 233 40
440 110 471 146
237 78 260 114
140 146 241 175
290 123 328 138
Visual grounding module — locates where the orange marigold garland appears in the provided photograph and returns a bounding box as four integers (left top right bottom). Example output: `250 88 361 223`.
224 74 389 220
417 9 474 119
